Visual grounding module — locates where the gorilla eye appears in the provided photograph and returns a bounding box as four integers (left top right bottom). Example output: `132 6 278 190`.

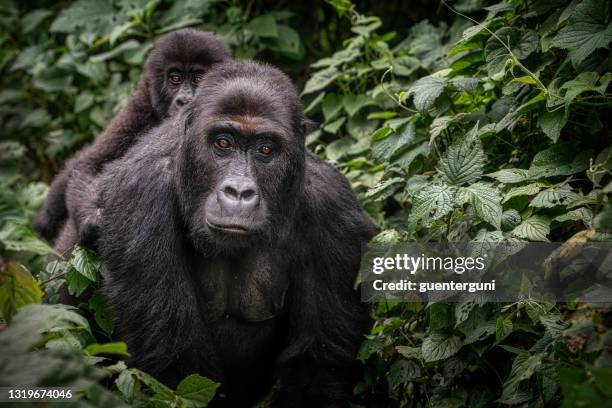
215 137 232 150
193 74 204 86
169 72 182 84
259 145 273 156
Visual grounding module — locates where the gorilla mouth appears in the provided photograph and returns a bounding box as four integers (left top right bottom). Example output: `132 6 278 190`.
205 219 253 235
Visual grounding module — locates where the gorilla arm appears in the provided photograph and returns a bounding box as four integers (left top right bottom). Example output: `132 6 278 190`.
275 154 376 407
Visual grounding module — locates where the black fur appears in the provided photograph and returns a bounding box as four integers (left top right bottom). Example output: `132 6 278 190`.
93 60 374 407
35 28 232 248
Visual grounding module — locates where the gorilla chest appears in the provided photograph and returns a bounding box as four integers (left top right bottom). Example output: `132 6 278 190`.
194 254 288 324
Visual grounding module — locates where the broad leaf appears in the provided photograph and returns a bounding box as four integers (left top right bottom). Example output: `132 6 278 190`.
511 215 551 241
421 332 462 362
459 183 503 229
437 124 485 185
408 76 447 112
551 0 612 65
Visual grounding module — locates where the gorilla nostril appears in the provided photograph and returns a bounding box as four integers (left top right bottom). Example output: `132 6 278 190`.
241 189 256 200
223 185 239 200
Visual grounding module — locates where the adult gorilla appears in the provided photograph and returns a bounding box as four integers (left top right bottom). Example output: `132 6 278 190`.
94 60 374 407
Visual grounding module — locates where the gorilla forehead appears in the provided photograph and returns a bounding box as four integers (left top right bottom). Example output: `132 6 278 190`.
190 61 305 134
146 28 232 71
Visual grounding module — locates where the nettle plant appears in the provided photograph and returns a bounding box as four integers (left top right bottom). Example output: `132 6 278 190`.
306 0 611 406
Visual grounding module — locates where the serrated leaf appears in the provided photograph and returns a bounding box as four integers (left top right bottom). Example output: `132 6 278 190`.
460 183 503 229
486 168 530 184
371 123 415 162
511 215 551 241
500 353 543 402
421 333 462 362
322 93 343 122
429 116 453 143
553 207 593 226
437 124 485 185
530 186 580 208
551 0 612 65
393 142 430 170
408 76 447 112
501 209 522 231
409 183 455 225
503 183 543 202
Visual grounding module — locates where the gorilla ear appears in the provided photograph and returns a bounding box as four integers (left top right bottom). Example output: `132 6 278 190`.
302 118 319 135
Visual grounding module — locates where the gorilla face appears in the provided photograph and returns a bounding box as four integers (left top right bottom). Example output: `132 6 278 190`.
163 64 206 117
146 29 232 118
177 61 307 252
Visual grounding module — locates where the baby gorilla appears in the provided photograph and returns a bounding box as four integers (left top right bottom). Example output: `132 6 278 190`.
94 60 374 407
35 28 232 251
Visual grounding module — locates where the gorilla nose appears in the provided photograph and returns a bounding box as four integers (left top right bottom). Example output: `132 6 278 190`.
218 179 259 214
175 96 191 107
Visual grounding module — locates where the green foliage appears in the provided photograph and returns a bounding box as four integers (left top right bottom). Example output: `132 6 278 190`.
308 0 612 406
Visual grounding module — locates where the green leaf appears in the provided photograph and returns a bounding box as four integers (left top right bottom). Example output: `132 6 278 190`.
323 116 346 134
485 28 539 77
84 342 129 356
501 209 522 231
500 353 543 403
409 183 455 226
246 14 279 38
495 317 513 343
302 67 338 95
176 374 221 406
553 207 593 226
266 25 304 60
530 186 580 208
421 333 462 362
396 345 422 360
503 183 543 202
69 246 103 282
551 0 612 65
511 215 551 241
0 221 55 256
528 145 592 178
538 109 568 143
88 293 114 338
371 123 415 162
459 183 503 229
437 124 485 186
408 76 447 112
342 93 374 117
0 262 43 324
559 71 598 105
322 93 343 122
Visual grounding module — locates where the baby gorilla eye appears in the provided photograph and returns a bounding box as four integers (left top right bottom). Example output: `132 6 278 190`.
169 72 183 84
215 137 232 149
259 145 273 155
193 73 205 86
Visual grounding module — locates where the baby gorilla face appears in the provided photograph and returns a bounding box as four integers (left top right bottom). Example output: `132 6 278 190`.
165 64 206 116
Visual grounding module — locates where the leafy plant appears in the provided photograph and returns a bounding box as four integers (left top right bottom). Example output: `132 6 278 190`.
306 0 612 406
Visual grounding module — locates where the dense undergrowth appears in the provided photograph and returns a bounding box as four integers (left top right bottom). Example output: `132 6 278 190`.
1 0 611 407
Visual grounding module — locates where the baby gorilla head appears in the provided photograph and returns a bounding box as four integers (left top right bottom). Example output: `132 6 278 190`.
177 60 308 252
146 28 232 117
